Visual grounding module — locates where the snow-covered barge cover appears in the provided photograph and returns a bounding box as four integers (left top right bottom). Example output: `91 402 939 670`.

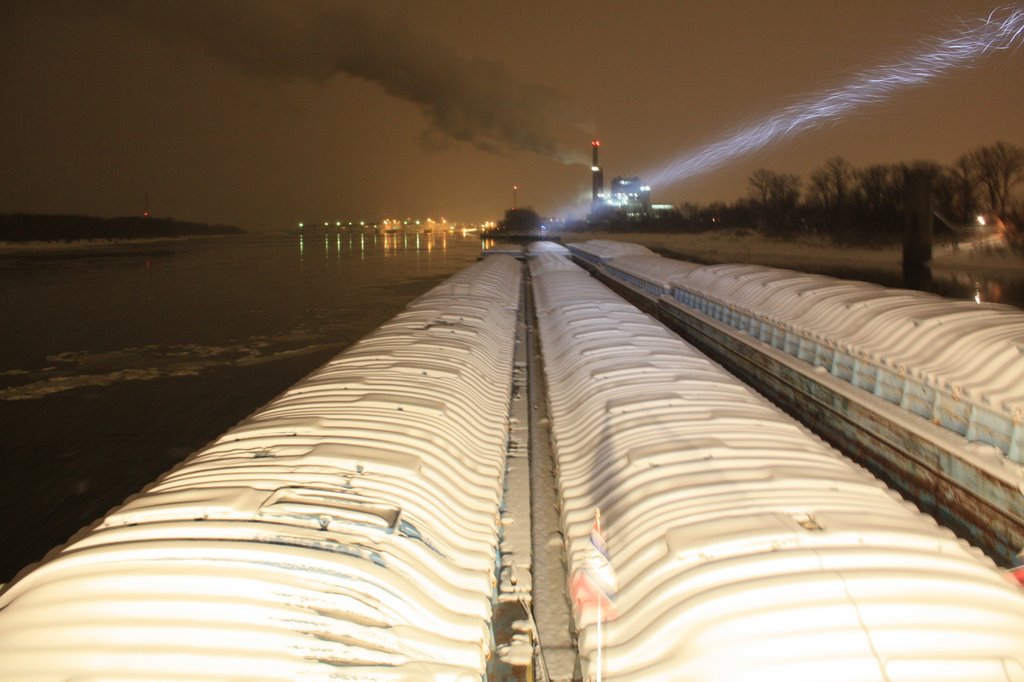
672 263 1024 458
531 251 1024 681
0 255 522 680
569 239 1024 462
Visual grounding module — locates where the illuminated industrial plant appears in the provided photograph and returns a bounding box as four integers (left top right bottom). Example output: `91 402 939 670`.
589 139 673 220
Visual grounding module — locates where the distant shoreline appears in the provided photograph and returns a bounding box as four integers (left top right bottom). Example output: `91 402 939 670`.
0 213 244 247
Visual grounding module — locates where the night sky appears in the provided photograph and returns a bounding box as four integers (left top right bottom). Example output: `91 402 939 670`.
1 1 1021 231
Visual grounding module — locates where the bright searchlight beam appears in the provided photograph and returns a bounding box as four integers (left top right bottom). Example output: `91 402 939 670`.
644 6 1024 190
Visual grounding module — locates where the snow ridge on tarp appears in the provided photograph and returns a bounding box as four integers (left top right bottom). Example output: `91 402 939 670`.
0 255 522 681
569 240 1024 461
530 249 1024 682
568 239 653 266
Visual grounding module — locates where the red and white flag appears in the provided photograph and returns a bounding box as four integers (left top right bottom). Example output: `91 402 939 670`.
570 510 618 623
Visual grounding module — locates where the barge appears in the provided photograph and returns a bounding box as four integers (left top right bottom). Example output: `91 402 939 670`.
1 243 1023 680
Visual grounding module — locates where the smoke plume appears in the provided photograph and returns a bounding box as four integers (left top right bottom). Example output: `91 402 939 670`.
102 1 588 164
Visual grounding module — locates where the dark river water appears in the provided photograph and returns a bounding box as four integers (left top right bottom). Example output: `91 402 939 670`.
0 232 485 582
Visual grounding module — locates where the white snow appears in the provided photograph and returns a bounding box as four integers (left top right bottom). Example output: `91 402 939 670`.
6 242 1024 681
0 255 523 680
569 240 1024 461
531 250 1024 681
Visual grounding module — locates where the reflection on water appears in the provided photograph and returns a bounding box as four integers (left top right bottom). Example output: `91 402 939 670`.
787 260 1024 310
292 228 465 289
648 243 1024 310
301 230 458 260
0 232 484 582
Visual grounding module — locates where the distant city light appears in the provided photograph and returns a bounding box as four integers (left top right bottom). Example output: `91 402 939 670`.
293 216 496 236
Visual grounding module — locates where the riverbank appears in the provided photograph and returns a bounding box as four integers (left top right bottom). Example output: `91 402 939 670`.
0 213 243 245
564 229 1024 274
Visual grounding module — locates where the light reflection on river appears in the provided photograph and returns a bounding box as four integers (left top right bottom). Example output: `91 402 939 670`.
646 246 1024 310
0 232 484 582
768 260 1024 310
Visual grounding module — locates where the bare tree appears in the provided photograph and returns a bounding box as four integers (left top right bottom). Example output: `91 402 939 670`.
944 163 979 221
749 169 800 207
808 156 854 211
955 141 1024 217
748 169 800 233
854 163 903 215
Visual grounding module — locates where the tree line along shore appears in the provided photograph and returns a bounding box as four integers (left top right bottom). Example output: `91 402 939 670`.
499 141 1024 255
0 214 244 243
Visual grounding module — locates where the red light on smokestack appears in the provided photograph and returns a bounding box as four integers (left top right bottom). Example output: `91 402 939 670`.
592 140 600 147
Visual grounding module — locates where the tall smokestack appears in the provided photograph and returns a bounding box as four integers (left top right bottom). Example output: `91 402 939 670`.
591 140 603 204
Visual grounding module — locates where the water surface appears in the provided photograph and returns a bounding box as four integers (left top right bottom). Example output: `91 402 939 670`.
0 232 484 582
